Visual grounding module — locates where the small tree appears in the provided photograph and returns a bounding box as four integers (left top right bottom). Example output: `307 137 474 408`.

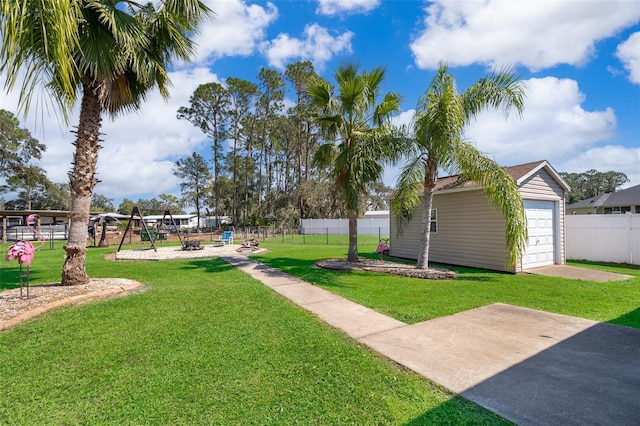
6 165 49 210
392 64 527 270
173 152 211 231
308 63 401 262
90 193 114 212
158 194 184 214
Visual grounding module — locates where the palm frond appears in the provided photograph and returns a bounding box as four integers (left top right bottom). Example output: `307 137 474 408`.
0 0 81 118
307 77 332 109
312 143 338 169
453 143 528 267
373 91 402 126
391 153 427 233
462 67 526 122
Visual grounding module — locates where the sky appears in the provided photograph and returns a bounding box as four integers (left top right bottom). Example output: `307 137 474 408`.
1 0 639 209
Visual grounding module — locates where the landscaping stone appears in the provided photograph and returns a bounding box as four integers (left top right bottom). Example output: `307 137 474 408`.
315 258 456 280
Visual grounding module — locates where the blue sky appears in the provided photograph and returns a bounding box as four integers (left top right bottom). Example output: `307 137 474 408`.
1 0 639 208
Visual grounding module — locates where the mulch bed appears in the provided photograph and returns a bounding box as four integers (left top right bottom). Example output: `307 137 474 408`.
315 258 456 280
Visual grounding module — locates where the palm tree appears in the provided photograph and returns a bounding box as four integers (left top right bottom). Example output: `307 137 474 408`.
308 63 401 262
0 0 211 285
392 64 528 270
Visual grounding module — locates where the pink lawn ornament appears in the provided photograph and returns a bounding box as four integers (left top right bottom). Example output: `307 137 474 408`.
6 240 37 265
376 240 389 260
5 214 45 297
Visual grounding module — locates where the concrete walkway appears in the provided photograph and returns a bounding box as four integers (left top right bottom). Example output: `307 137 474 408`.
221 255 640 426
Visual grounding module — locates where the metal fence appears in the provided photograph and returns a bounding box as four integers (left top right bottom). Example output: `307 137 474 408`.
566 213 639 265
300 218 389 236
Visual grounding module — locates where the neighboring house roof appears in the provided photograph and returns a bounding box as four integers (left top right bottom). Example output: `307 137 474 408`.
364 210 389 217
144 214 199 220
566 184 640 209
434 160 570 193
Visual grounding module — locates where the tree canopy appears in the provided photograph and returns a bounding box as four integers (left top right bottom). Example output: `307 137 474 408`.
0 109 46 179
560 170 629 203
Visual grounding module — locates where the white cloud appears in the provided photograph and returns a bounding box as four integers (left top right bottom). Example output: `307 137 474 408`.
411 0 640 71
616 31 640 84
316 0 380 16
1 67 221 202
465 77 616 166
262 23 353 70
89 68 221 198
391 109 414 128
189 0 278 64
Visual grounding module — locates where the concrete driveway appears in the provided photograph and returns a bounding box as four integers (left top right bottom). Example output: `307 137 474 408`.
361 303 640 426
527 264 633 282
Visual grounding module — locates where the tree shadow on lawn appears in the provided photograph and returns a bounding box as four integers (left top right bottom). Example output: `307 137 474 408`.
403 396 511 425
0 264 47 291
609 306 640 328
178 258 239 275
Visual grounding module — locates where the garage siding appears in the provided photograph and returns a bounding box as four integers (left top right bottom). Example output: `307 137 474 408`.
390 189 509 271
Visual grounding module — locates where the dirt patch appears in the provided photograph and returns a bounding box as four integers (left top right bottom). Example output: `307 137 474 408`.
315 258 456 280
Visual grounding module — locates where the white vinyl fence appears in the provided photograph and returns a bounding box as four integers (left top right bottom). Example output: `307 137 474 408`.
301 218 389 236
566 214 639 265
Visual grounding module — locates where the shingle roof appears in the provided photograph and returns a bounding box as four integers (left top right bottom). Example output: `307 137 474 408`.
567 184 640 209
434 160 552 191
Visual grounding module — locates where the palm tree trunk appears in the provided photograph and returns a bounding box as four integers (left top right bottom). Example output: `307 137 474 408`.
416 188 435 269
61 88 102 286
416 160 439 270
347 208 358 262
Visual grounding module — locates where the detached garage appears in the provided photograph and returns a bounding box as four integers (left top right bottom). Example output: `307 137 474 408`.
390 160 570 272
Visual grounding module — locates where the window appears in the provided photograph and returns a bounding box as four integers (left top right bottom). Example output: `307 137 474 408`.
604 206 631 214
430 209 438 234
636 206 640 214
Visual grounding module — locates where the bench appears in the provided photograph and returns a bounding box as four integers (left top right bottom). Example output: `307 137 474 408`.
140 229 156 242
182 240 203 250
140 230 167 242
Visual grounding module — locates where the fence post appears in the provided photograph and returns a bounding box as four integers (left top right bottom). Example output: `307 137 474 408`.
326 227 329 245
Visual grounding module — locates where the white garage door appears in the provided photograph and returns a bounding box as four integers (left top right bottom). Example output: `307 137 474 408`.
522 200 555 269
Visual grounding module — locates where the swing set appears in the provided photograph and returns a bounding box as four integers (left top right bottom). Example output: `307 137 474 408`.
116 207 184 252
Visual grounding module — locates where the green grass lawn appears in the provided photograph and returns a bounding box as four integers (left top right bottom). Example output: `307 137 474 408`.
0 245 507 424
253 240 640 328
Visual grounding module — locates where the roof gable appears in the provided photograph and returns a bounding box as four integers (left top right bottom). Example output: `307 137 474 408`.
434 160 570 193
